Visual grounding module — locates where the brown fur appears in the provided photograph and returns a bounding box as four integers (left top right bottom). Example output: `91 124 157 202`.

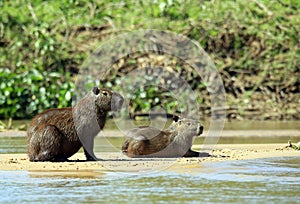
27 87 123 162
122 118 204 158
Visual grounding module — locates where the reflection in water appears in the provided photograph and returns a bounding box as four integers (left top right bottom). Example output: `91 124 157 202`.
29 170 105 179
104 119 300 131
0 137 26 154
1 157 299 203
2 136 300 154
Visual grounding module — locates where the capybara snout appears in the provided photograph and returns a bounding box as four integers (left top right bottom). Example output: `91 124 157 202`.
111 92 124 111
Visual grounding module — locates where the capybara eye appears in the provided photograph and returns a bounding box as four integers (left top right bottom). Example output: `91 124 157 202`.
102 91 108 96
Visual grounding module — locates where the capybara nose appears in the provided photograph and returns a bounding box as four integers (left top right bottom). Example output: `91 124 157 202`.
117 94 124 108
112 92 124 111
118 97 124 109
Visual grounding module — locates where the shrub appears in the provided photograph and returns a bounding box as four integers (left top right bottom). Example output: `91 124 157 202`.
0 68 74 119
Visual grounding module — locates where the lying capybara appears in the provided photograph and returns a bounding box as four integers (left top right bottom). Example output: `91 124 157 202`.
27 87 124 162
122 116 204 158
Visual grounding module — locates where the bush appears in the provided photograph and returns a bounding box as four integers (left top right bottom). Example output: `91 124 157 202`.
0 0 299 120
0 68 74 119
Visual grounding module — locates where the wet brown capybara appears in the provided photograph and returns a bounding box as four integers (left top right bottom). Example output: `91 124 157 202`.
27 87 124 162
121 117 205 158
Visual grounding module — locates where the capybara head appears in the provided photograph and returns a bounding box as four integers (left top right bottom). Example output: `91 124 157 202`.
170 116 203 137
92 87 124 111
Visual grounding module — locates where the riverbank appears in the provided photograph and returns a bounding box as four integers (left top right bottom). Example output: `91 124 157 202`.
0 143 298 172
1 129 300 138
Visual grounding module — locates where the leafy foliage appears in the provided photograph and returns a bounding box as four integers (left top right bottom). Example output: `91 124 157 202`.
287 141 300 151
0 68 74 119
0 0 299 119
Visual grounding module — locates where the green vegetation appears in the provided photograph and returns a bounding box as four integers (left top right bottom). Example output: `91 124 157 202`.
0 0 299 120
0 68 74 119
287 140 300 150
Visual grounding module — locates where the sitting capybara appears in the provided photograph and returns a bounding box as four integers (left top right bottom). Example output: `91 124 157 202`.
27 87 124 162
121 116 204 158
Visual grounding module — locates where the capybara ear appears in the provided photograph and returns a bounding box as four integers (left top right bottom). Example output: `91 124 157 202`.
172 115 179 122
92 87 100 95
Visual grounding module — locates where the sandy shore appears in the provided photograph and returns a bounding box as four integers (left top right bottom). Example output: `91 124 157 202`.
2 129 300 137
0 143 298 172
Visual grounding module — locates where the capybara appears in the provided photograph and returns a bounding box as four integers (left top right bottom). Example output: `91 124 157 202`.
122 116 204 158
27 87 124 162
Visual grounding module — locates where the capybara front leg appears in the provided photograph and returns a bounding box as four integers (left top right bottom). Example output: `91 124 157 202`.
84 148 97 161
183 149 200 157
183 149 210 157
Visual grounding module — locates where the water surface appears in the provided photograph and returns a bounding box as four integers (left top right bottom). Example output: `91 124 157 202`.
1 120 299 154
1 157 299 203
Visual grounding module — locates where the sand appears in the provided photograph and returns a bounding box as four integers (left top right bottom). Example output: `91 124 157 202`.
0 143 298 172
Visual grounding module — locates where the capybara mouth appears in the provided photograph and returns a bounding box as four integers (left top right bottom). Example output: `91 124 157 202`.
196 125 204 136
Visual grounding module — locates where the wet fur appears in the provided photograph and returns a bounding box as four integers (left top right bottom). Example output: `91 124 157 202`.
27 87 123 162
122 118 204 158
